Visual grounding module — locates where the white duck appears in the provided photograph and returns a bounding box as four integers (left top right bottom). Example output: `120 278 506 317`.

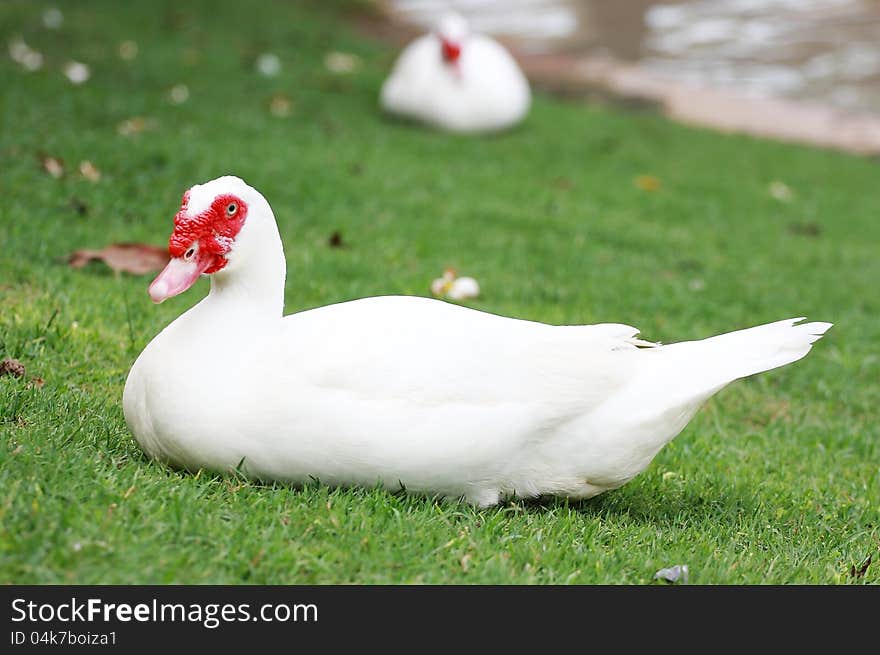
124 176 832 507
379 12 531 133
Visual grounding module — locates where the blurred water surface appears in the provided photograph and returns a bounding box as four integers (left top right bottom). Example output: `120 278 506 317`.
384 0 880 113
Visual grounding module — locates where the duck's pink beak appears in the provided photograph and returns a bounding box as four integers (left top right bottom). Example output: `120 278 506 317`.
148 256 210 303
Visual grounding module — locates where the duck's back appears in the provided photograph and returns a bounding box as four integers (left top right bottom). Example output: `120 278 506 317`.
278 295 639 409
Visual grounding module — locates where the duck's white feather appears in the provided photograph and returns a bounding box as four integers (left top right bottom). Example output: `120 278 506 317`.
123 178 832 506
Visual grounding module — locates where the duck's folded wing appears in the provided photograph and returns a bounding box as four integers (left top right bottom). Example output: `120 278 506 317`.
274 296 642 415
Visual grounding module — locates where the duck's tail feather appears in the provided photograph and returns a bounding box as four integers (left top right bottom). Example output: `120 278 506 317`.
662 317 833 386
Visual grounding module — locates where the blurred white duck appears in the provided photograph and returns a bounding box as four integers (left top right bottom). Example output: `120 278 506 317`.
380 12 531 133
124 176 832 506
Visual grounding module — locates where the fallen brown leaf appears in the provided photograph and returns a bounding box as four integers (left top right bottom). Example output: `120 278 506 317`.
118 40 138 61
850 554 872 579
117 117 154 136
78 160 101 182
0 358 26 378
68 243 169 276
324 51 361 74
635 175 662 192
268 94 292 118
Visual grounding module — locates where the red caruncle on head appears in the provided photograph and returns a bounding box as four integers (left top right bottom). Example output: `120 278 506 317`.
169 190 248 274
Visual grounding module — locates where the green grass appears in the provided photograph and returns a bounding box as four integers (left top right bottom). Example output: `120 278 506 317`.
1 0 878 584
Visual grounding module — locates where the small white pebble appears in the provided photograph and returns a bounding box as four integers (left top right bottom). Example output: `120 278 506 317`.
688 278 706 292
118 40 138 61
255 53 281 77
168 83 189 104
42 7 63 30
63 60 90 84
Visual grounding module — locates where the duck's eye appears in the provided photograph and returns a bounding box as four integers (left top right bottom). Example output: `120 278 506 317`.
226 202 237 216
184 247 195 260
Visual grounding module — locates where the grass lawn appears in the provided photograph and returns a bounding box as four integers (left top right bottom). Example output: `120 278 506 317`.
1 0 878 585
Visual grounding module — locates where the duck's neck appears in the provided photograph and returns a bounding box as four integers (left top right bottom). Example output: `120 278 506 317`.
204 220 287 322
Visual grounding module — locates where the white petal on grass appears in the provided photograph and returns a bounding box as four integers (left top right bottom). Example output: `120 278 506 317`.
63 60 91 84
169 84 190 104
769 180 794 203
42 7 63 30
21 50 44 71
431 269 480 300
654 564 689 584
255 53 281 77
448 277 480 300
9 37 44 71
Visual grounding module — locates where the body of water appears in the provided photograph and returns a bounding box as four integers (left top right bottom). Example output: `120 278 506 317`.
384 0 880 114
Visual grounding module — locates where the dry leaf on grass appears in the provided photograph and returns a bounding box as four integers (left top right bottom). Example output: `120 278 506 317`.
68 243 169 275
635 175 662 192
268 94 292 117
40 155 64 178
324 51 361 74
78 160 101 182
118 40 138 61
117 117 155 136
850 554 872 579
0 358 26 378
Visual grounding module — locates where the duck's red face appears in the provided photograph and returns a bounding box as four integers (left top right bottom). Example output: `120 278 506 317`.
148 190 248 303
441 38 461 64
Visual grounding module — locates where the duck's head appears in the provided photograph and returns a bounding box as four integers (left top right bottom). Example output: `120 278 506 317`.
148 175 273 303
436 13 469 65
